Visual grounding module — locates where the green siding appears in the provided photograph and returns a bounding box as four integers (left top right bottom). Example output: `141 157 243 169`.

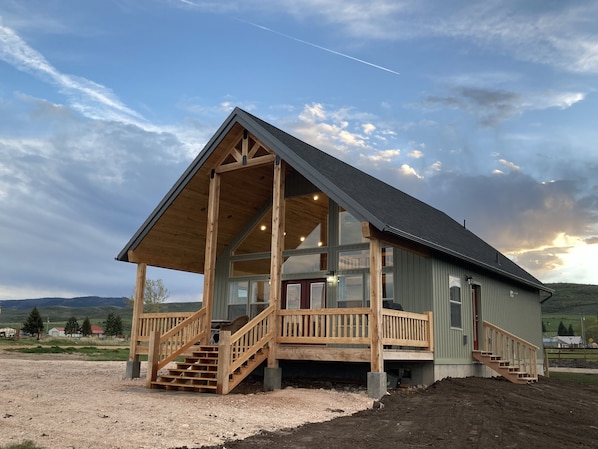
394 249 433 312
432 259 543 365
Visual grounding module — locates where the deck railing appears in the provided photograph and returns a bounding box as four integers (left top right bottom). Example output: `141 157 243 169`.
277 308 370 344
134 311 195 353
382 309 434 351
217 305 275 394
145 308 208 387
483 320 538 379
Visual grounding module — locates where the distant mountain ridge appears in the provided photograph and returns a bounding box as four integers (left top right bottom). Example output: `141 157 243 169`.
0 283 595 315
0 296 129 310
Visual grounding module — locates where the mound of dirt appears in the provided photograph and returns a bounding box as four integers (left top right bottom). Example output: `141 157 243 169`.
200 376 598 449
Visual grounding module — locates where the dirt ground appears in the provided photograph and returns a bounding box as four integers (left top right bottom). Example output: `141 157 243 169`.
1 351 598 449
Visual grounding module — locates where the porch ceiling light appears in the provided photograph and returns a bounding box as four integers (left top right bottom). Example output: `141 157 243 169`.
326 270 337 285
260 225 267 231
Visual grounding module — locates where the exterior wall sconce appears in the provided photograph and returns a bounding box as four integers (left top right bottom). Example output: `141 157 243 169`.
509 290 518 298
326 271 337 285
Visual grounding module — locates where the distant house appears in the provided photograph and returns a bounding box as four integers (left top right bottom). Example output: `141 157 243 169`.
48 325 104 338
543 336 584 349
48 327 65 337
91 325 105 337
0 327 16 338
118 108 552 397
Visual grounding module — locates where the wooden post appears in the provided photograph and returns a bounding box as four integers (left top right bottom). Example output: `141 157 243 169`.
146 330 160 388
369 236 384 373
268 157 285 367
129 261 146 362
202 170 221 344
217 330 232 394
426 311 434 353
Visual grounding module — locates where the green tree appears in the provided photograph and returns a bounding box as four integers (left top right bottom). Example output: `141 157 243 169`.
23 307 44 340
104 313 123 337
557 321 567 336
81 317 92 337
143 278 170 313
567 324 575 336
65 316 79 336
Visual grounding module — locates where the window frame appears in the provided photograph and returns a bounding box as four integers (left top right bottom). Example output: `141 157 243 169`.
449 275 462 330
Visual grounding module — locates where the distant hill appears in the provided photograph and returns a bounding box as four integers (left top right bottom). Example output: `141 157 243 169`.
543 283 598 315
0 296 129 311
0 296 200 329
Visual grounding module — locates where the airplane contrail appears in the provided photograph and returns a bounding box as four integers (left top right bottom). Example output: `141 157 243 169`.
239 20 400 76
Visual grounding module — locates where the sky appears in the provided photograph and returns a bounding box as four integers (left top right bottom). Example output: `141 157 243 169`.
1 0 597 302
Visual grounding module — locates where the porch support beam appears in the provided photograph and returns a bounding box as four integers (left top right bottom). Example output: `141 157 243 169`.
368 231 384 373
202 169 221 344
267 156 285 370
367 230 387 399
125 261 146 379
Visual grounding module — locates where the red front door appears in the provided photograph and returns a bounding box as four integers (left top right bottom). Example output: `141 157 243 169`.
282 279 326 310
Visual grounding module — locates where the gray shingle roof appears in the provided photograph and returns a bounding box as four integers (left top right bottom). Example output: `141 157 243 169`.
241 110 548 291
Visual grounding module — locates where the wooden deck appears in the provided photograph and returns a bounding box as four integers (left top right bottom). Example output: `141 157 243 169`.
132 307 434 394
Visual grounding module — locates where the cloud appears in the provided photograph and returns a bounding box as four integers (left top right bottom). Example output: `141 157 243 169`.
0 23 143 124
498 159 520 172
421 172 597 279
422 86 586 126
181 1 598 75
0 95 196 300
399 164 423 179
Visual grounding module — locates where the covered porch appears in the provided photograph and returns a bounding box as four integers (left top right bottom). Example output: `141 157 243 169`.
129 303 433 395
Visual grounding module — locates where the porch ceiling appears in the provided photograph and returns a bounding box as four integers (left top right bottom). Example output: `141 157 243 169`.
128 123 276 273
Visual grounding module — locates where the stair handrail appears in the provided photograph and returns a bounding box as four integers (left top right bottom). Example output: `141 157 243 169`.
146 307 209 387
482 320 538 379
217 305 275 394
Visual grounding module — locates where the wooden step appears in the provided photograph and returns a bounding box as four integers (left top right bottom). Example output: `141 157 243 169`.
152 380 218 393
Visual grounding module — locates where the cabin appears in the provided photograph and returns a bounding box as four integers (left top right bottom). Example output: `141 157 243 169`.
117 108 552 398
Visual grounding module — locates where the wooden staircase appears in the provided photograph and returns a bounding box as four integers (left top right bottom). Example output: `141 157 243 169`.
472 350 537 384
152 345 219 393
151 344 269 393
473 320 539 384
147 307 275 394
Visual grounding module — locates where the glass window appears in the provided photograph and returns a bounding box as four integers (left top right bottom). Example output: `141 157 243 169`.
228 281 248 319
382 272 394 301
285 283 302 310
339 208 367 244
382 247 393 267
285 193 328 250
234 209 273 255
339 249 369 270
249 280 270 318
449 275 462 329
231 259 271 277
338 274 364 308
310 282 326 309
282 253 327 274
